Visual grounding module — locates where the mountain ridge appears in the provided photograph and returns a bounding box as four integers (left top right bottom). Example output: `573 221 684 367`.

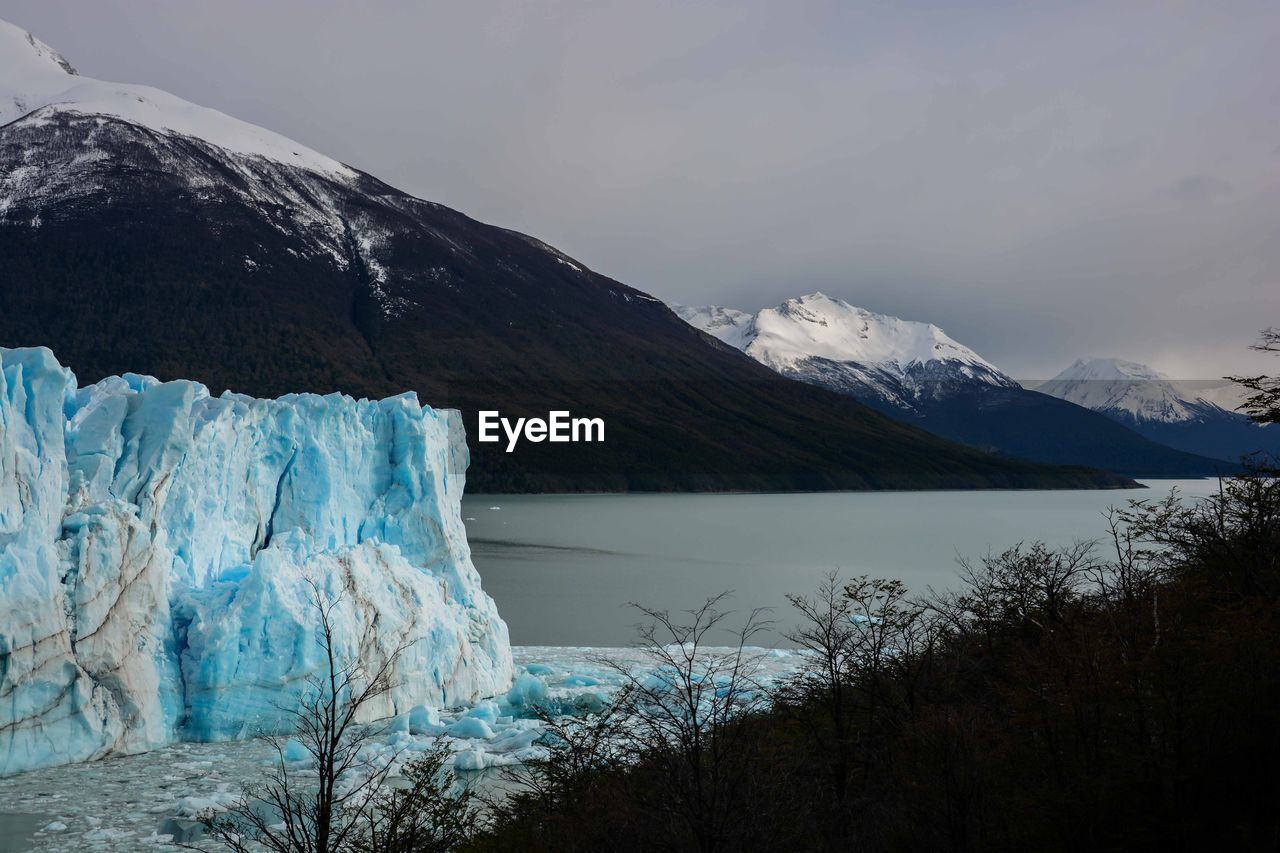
676 294 1232 477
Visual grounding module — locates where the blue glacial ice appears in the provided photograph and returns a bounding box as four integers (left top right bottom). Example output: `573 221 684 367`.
0 346 512 776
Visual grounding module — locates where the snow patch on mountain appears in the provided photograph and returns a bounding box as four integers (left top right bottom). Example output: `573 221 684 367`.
674 293 1016 409
673 304 755 350
353 227 418 318
0 347 511 777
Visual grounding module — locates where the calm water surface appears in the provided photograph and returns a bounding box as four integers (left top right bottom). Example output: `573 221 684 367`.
464 480 1220 646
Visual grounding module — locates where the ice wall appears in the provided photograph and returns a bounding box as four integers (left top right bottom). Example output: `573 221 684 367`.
0 347 511 776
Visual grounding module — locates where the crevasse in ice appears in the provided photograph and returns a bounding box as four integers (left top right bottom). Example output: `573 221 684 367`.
0 347 512 776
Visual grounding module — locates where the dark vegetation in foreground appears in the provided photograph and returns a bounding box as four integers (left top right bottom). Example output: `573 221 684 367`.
468 462 1280 852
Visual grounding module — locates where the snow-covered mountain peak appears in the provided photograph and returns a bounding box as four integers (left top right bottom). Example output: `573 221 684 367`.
0 20 77 79
1057 357 1170 383
673 294 1016 409
1 19 74 122
0 17 352 176
684 291 1007 379
752 292 999 374
1040 358 1200 423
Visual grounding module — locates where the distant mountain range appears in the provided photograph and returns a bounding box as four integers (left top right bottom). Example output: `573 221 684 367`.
675 293 1232 477
1039 359 1280 463
0 19 1127 493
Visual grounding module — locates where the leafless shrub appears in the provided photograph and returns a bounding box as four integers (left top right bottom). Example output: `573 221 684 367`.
193 577 471 853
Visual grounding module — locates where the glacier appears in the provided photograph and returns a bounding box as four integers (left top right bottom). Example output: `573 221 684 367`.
0 346 512 777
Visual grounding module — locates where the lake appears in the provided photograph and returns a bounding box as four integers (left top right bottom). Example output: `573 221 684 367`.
464 480 1221 647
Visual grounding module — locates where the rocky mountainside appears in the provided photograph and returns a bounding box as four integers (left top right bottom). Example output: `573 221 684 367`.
0 19 1126 492
676 294 1230 477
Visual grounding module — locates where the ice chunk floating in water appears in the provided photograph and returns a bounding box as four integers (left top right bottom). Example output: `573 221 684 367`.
0 347 512 776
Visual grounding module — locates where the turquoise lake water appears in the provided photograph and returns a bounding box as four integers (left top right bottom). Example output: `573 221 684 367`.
464 480 1221 646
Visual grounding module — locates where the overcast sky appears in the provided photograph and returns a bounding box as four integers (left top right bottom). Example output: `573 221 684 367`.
4 0 1277 378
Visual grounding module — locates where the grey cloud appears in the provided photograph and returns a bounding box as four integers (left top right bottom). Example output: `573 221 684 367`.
1171 175 1234 204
